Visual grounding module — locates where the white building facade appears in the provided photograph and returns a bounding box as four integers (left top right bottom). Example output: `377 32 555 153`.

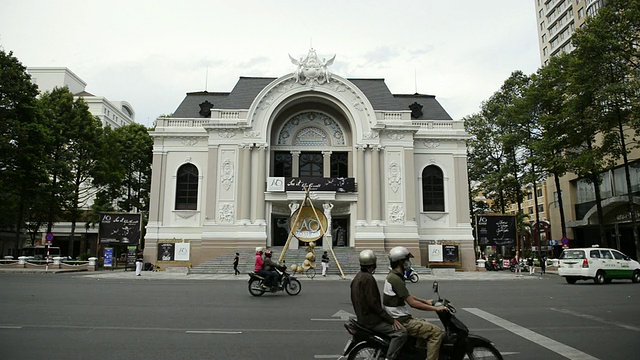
146 50 475 270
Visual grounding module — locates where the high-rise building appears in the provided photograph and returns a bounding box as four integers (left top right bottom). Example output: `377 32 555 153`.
535 0 592 66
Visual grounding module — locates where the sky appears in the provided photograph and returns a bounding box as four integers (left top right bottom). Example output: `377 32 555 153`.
0 0 542 128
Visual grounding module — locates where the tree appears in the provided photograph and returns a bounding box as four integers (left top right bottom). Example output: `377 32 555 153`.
571 0 640 259
0 50 49 254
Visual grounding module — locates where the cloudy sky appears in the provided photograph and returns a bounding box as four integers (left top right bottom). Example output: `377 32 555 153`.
1 0 542 127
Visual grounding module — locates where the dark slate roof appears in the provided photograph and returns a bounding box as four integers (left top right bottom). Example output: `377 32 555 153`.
172 76 451 120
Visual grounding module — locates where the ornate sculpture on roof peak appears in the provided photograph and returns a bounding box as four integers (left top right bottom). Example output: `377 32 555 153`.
289 48 336 85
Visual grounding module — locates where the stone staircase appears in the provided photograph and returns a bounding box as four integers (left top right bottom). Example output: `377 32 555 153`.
188 247 390 275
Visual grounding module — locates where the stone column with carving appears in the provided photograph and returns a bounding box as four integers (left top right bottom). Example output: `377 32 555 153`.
356 145 367 221
371 145 382 222
240 144 252 222
322 151 332 178
291 151 301 178
323 202 334 248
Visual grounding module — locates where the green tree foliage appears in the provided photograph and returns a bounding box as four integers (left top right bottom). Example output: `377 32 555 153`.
570 0 640 256
92 123 153 240
0 50 49 251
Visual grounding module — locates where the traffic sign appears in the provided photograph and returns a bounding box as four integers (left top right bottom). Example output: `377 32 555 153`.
45 232 54 245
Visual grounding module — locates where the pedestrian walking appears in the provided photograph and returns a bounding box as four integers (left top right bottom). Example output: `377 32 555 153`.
527 257 534 275
540 255 547 275
233 252 240 275
321 251 329 276
135 249 144 276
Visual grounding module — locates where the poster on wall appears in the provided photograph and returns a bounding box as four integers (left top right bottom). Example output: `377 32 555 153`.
428 245 443 262
99 213 142 245
157 243 175 261
174 243 190 261
442 245 459 263
475 214 516 246
104 248 114 267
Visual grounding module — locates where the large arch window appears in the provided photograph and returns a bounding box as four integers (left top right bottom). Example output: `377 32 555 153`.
422 165 444 211
175 163 199 210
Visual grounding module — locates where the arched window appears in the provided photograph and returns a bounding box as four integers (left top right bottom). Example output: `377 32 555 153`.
422 165 444 212
175 163 198 210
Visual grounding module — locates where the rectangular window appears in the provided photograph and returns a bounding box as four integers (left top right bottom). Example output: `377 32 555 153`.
273 151 292 177
527 192 533 200
528 206 534 214
330 152 349 178
537 204 544 213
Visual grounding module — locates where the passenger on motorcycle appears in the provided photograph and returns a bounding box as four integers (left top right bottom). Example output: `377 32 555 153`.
261 249 284 288
350 249 407 360
254 248 271 287
383 246 447 360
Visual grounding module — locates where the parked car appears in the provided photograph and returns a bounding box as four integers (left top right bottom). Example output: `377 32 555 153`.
558 246 640 284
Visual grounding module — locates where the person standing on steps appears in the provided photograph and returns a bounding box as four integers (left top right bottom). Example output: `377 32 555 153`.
321 250 329 276
233 252 240 275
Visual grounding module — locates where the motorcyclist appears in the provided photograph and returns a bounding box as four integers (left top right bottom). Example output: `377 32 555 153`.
261 249 284 288
383 246 447 360
350 249 407 360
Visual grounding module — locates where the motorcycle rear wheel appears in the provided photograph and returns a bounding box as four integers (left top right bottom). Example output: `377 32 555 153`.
463 344 503 360
346 343 383 360
285 278 302 295
409 272 419 283
248 279 265 297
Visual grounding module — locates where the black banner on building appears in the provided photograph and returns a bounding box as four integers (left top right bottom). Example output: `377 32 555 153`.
99 213 142 245
475 214 516 246
268 177 356 192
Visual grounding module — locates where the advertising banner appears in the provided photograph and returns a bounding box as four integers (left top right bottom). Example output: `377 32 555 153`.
104 248 114 267
428 245 443 262
475 214 516 246
99 213 142 245
267 177 356 193
442 245 459 263
157 243 175 261
174 243 190 261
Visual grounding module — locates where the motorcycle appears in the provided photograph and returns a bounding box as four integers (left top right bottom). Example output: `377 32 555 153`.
339 281 503 360
510 260 528 273
404 267 420 283
247 265 301 296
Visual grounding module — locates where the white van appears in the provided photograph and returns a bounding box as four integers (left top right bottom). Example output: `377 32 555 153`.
558 246 640 284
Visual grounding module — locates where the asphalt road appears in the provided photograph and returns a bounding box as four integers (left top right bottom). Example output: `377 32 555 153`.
0 273 639 360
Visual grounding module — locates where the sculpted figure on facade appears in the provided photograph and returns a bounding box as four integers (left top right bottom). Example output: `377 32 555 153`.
221 159 234 191
289 48 335 85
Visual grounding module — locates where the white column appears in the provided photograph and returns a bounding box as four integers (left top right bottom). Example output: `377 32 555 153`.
240 144 252 222
292 151 301 177
322 151 332 178
256 144 268 223
364 146 372 223
356 145 366 222
371 145 382 222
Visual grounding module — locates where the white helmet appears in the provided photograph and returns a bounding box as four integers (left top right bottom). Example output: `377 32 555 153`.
389 246 414 267
358 249 377 266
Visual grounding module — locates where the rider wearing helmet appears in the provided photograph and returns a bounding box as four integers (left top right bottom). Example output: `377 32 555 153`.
383 246 447 360
350 249 407 360
261 249 284 289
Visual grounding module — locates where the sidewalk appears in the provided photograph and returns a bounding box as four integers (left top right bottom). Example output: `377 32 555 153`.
0 268 554 281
